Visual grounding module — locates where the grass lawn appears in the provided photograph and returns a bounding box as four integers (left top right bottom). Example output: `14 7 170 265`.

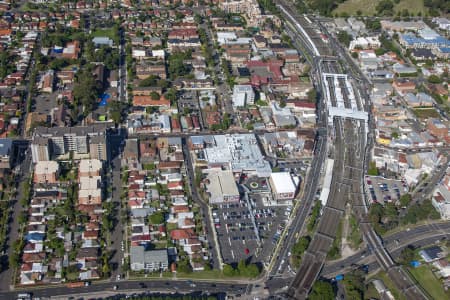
91 28 116 40
166 223 177 232
394 0 427 15
348 214 362 249
364 282 379 299
408 266 450 300
176 269 255 280
333 0 427 16
176 269 226 280
370 271 406 300
152 241 167 249
413 108 440 119
66 271 79 281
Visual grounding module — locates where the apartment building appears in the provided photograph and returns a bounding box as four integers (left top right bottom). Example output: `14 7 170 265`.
31 125 111 163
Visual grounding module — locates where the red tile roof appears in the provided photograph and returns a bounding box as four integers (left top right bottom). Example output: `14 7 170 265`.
170 229 195 240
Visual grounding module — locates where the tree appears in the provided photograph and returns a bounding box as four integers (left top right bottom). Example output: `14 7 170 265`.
177 259 192 273
307 89 317 103
375 48 386 56
293 236 311 255
376 0 394 16
150 91 160 100
194 14 203 24
139 75 159 87
168 51 192 79
343 270 365 299
401 9 410 17
18 211 28 225
308 0 340 16
157 79 169 89
428 75 442 84
236 259 260 277
399 194 412 207
351 52 358 59
108 100 125 124
366 19 381 31
149 211 165 225
337 31 352 47
73 66 100 115
244 263 260 277
102 261 111 276
9 251 20 268
399 245 415 264
291 236 311 267
307 201 321 232
369 203 384 224
402 199 440 225
223 264 235 276
309 280 335 300
164 88 177 105
367 161 379 176
222 113 232 129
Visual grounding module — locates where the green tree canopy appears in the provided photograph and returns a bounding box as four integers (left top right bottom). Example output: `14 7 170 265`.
149 211 165 225
309 280 335 300
337 31 352 47
376 0 395 16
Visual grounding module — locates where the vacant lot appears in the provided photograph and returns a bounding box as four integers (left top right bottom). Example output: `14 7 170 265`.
333 0 427 16
408 265 450 300
413 108 440 119
91 28 116 40
370 271 406 300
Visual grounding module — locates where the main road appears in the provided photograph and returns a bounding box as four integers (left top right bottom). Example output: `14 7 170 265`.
3 279 248 299
322 220 450 277
266 223 450 294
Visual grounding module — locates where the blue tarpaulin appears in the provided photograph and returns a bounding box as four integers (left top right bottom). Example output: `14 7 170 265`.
410 261 421 268
98 93 110 107
335 274 344 281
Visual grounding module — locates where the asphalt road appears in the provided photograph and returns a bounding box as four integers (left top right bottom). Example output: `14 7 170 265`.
266 223 450 294
199 20 234 116
5 279 249 299
270 133 327 277
108 131 126 280
0 147 32 291
181 138 221 270
118 27 127 102
322 220 450 277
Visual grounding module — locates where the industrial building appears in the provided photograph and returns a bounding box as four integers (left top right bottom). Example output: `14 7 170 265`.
130 246 169 272
269 172 298 201
204 169 240 204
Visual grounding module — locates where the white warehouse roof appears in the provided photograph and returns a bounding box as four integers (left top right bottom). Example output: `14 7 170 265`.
270 172 297 194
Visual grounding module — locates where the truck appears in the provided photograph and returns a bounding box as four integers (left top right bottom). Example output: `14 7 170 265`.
66 282 85 288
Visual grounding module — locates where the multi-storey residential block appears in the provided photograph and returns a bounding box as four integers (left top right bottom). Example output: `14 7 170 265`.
31 125 111 163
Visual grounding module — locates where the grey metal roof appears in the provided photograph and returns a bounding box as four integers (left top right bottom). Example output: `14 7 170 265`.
130 246 168 265
0 138 12 156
